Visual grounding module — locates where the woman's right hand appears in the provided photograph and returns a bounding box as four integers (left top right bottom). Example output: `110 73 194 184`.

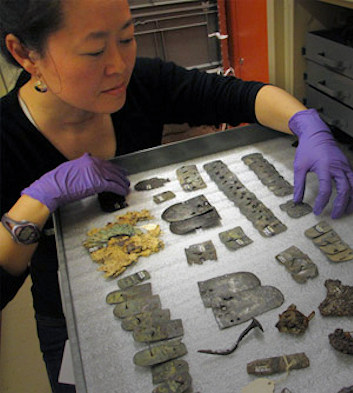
21 153 130 212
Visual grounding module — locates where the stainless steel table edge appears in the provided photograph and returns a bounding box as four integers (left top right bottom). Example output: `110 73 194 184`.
53 124 286 392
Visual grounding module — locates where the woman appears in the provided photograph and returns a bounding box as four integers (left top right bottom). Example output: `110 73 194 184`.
1 0 352 391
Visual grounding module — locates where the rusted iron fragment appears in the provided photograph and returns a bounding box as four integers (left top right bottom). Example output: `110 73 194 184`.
247 352 310 375
113 295 161 319
106 283 152 304
134 177 170 191
198 272 261 308
117 270 150 289
212 285 284 328
153 191 176 204
185 240 217 265
133 319 184 343
133 338 187 367
176 164 206 191
329 329 353 355
275 246 318 283
152 371 192 393
152 359 189 384
218 226 253 250
276 304 315 335
198 318 263 355
279 200 312 218
121 309 171 331
319 280 353 316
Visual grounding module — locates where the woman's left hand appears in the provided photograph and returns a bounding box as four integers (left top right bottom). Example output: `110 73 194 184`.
289 109 353 219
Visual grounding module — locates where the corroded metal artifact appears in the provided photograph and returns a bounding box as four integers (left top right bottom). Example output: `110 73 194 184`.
152 371 192 393
212 285 284 328
185 240 217 265
133 319 184 343
319 279 353 316
152 359 189 384
198 318 263 355
329 329 353 355
98 191 128 212
113 295 161 319
241 152 294 196
198 271 284 328
121 309 171 331
134 177 170 191
153 191 176 204
198 272 261 308
83 210 164 277
276 304 315 335
106 283 152 304
275 246 318 283
247 352 310 375
117 270 150 289
279 200 312 218
162 195 221 235
203 159 287 237
218 226 253 250
176 164 206 191
133 338 187 367
305 221 353 263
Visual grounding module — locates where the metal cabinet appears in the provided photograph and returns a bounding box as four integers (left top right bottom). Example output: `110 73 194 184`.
305 29 353 138
130 0 221 71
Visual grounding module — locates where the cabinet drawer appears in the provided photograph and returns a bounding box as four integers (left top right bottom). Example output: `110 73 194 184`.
306 30 353 79
306 60 353 108
306 85 353 138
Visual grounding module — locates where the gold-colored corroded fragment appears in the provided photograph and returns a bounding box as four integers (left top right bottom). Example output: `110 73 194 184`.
115 209 154 225
84 210 164 277
83 223 138 250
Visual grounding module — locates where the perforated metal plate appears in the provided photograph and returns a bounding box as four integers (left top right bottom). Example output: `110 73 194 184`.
185 240 217 264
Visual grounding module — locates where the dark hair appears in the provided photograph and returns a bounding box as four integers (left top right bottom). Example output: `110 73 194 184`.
0 0 64 67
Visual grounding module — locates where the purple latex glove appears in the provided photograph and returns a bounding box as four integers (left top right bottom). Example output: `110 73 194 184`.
21 153 130 212
289 109 353 218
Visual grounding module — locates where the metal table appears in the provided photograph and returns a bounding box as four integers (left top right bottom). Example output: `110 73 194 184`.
54 125 353 393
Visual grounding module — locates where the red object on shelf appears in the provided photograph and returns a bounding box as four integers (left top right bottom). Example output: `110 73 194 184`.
218 0 269 82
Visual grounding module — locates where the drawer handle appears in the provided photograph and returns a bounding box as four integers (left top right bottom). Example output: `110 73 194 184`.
313 80 350 99
316 53 348 70
314 81 340 98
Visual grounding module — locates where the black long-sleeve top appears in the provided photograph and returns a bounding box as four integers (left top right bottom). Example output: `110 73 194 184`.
0 57 265 316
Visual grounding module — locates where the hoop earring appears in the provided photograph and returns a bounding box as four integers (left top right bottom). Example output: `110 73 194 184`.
34 79 48 93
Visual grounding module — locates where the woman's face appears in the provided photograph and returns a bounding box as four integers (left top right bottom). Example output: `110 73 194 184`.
35 0 136 114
